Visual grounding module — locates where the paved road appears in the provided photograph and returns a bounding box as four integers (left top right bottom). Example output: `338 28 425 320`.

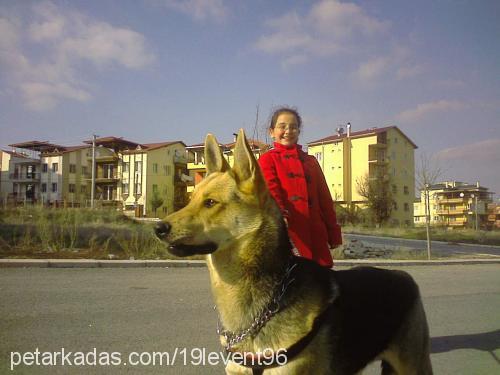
1 266 499 374
344 233 500 258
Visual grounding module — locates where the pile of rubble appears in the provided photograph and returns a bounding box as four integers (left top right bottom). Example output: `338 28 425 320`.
339 238 393 259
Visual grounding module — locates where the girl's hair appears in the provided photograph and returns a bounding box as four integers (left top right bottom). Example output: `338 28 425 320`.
269 106 302 130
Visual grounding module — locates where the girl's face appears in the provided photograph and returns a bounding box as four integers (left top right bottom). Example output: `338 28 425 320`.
270 112 300 146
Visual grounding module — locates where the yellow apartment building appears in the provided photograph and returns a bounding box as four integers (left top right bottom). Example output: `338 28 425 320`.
307 126 416 226
6 138 188 216
185 138 269 196
0 149 40 204
6 141 91 206
414 181 494 229
120 141 188 217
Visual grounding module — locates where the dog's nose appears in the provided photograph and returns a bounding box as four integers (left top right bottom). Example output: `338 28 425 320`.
155 221 171 239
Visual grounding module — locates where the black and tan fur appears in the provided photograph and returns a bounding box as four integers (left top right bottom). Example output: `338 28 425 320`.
156 129 433 374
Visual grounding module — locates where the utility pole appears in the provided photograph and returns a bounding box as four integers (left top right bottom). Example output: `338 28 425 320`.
91 134 97 209
424 183 432 260
474 194 479 231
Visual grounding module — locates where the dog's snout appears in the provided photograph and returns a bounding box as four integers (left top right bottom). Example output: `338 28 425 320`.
155 221 171 239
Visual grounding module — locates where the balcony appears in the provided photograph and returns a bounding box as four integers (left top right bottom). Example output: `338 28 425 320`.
437 198 464 204
9 172 41 182
95 174 119 183
86 152 118 162
436 209 466 215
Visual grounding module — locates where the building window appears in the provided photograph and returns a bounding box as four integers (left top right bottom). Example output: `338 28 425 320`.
69 184 75 193
153 163 158 173
404 186 409 195
315 152 322 162
135 182 142 195
392 185 397 194
42 163 48 173
82 166 87 175
52 163 58 172
81 185 87 193
404 203 409 211
135 161 142 173
52 183 57 192
122 183 129 195
103 164 114 178
153 184 158 193
123 162 129 173
41 183 47 193
69 164 76 173
393 202 398 210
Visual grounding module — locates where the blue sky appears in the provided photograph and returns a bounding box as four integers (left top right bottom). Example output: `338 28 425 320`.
1 0 499 196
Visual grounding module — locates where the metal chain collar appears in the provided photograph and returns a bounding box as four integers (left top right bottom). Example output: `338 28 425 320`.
216 259 298 352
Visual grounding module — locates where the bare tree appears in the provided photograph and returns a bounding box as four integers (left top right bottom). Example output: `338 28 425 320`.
415 153 445 260
356 173 394 226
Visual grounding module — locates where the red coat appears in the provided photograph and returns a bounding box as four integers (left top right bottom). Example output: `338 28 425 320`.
259 143 342 267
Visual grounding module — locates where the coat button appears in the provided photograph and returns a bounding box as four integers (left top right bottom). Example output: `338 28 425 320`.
287 172 295 178
290 195 302 201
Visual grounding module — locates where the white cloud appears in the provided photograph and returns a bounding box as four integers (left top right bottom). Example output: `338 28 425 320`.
0 1 155 111
436 139 500 163
353 45 422 84
355 56 390 81
160 0 228 22
395 100 467 123
396 64 423 79
254 0 388 66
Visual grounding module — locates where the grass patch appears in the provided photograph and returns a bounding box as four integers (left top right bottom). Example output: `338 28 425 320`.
342 225 500 246
0 207 204 260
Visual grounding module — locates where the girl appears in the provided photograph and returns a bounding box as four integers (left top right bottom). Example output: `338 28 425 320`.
259 106 342 267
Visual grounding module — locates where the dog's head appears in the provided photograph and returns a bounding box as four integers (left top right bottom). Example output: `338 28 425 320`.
156 129 279 258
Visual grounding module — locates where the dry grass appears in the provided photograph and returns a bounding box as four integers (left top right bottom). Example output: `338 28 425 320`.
0 207 192 260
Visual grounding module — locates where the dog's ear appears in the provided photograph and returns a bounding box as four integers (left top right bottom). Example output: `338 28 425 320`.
205 134 230 175
233 129 268 198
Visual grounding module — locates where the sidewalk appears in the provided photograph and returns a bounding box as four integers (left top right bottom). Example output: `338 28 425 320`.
1 258 500 268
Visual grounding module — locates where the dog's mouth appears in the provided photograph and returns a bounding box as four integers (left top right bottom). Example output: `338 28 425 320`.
168 241 218 257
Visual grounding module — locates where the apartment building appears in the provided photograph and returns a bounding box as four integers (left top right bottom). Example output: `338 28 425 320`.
307 126 416 226
185 138 269 196
5 137 188 217
120 140 188 217
5 141 92 206
487 202 500 229
0 149 40 204
414 181 494 229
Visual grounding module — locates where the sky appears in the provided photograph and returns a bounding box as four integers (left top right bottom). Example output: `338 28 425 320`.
1 0 499 197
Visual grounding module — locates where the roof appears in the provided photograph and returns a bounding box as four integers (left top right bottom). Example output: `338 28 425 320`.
83 136 140 150
8 141 66 152
1 150 30 158
121 141 186 154
141 141 186 151
187 139 269 151
428 182 489 191
307 125 418 149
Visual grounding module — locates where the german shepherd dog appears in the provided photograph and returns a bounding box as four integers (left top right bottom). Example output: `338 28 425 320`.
155 130 432 374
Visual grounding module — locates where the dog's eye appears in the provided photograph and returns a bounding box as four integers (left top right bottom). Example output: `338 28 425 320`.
203 198 217 208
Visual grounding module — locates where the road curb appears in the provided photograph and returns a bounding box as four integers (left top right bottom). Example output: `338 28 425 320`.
1 258 499 268
0 259 207 268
